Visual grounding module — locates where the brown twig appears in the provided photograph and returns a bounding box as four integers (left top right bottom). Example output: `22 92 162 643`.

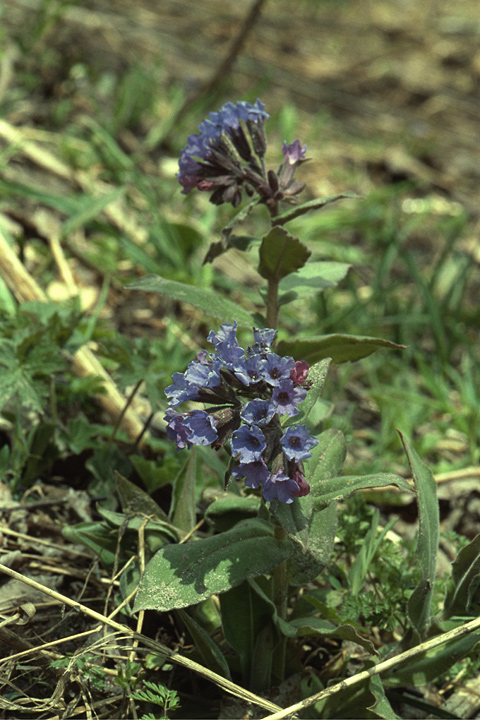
172 0 268 124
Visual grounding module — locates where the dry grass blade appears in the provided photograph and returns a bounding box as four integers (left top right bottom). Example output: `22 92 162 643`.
0 228 147 442
261 619 480 719
0 562 285 715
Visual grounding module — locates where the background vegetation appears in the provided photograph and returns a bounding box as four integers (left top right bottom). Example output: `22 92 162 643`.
0 0 479 717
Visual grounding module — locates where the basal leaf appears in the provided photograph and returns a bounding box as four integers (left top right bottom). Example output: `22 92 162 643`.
133 518 292 612
177 608 231 679
127 274 254 327
115 471 169 521
444 533 480 619
277 334 407 364
399 432 439 640
258 227 311 281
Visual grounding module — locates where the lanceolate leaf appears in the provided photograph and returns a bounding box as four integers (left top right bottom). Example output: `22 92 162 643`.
399 432 439 640
177 609 231 679
311 471 413 511
277 334 407 364
133 518 292 612
444 533 480 619
271 192 363 225
127 274 254 327
258 226 310 281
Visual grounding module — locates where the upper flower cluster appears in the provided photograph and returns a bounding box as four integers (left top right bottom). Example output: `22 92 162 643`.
164 323 318 504
177 99 308 209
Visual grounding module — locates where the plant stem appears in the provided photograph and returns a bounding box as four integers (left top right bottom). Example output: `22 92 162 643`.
266 276 279 330
272 523 288 682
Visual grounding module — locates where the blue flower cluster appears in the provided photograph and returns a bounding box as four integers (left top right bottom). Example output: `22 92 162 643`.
164 323 318 504
177 100 269 207
177 99 308 209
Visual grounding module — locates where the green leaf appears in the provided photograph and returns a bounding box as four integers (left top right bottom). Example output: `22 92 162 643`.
283 358 331 428
127 274 254 327
177 608 231 679
278 261 351 304
115 471 168 521
271 192 363 225
277 616 376 654
133 518 292 612
307 431 413 511
62 522 118 567
307 428 347 491
399 432 439 640
368 674 402 719
386 622 480 687
220 578 276 685
258 227 311 281
277 334 407 364
169 451 197 533
204 494 261 533
348 511 398 596
444 533 480 619
288 502 338 586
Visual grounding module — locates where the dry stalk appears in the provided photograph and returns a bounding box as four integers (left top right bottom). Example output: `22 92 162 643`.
0 562 285 715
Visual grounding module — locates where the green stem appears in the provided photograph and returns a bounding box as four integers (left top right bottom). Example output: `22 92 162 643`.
272 524 288 682
266 275 279 330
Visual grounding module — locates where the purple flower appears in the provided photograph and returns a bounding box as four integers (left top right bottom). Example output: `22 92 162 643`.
177 100 269 206
165 372 201 407
231 425 266 463
184 356 222 390
240 399 275 426
231 460 270 489
262 469 300 504
259 353 295 386
207 322 249 384
165 408 191 449
164 408 217 450
282 140 307 165
183 410 218 446
271 379 306 417
281 425 318 461
247 327 277 357
291 469 311 498
290 360 309 384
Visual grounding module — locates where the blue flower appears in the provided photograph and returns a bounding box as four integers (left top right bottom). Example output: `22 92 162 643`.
231 425 266 463
165 372 201 407
282 140 307 165
165 408 218 450
177 100 269 206
259 353 295 386
262 469 300 504
281 425 318 461
271 379 307 417
231 460 270 489
247 327 277 357
240 399 275 426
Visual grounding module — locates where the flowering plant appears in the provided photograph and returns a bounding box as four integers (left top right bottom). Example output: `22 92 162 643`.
125 99 450 714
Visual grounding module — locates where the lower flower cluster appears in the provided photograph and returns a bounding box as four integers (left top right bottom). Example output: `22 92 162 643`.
164 323 318 504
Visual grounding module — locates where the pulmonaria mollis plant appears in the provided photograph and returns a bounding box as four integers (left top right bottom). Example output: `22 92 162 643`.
164 323 317 504
177 99 307 208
